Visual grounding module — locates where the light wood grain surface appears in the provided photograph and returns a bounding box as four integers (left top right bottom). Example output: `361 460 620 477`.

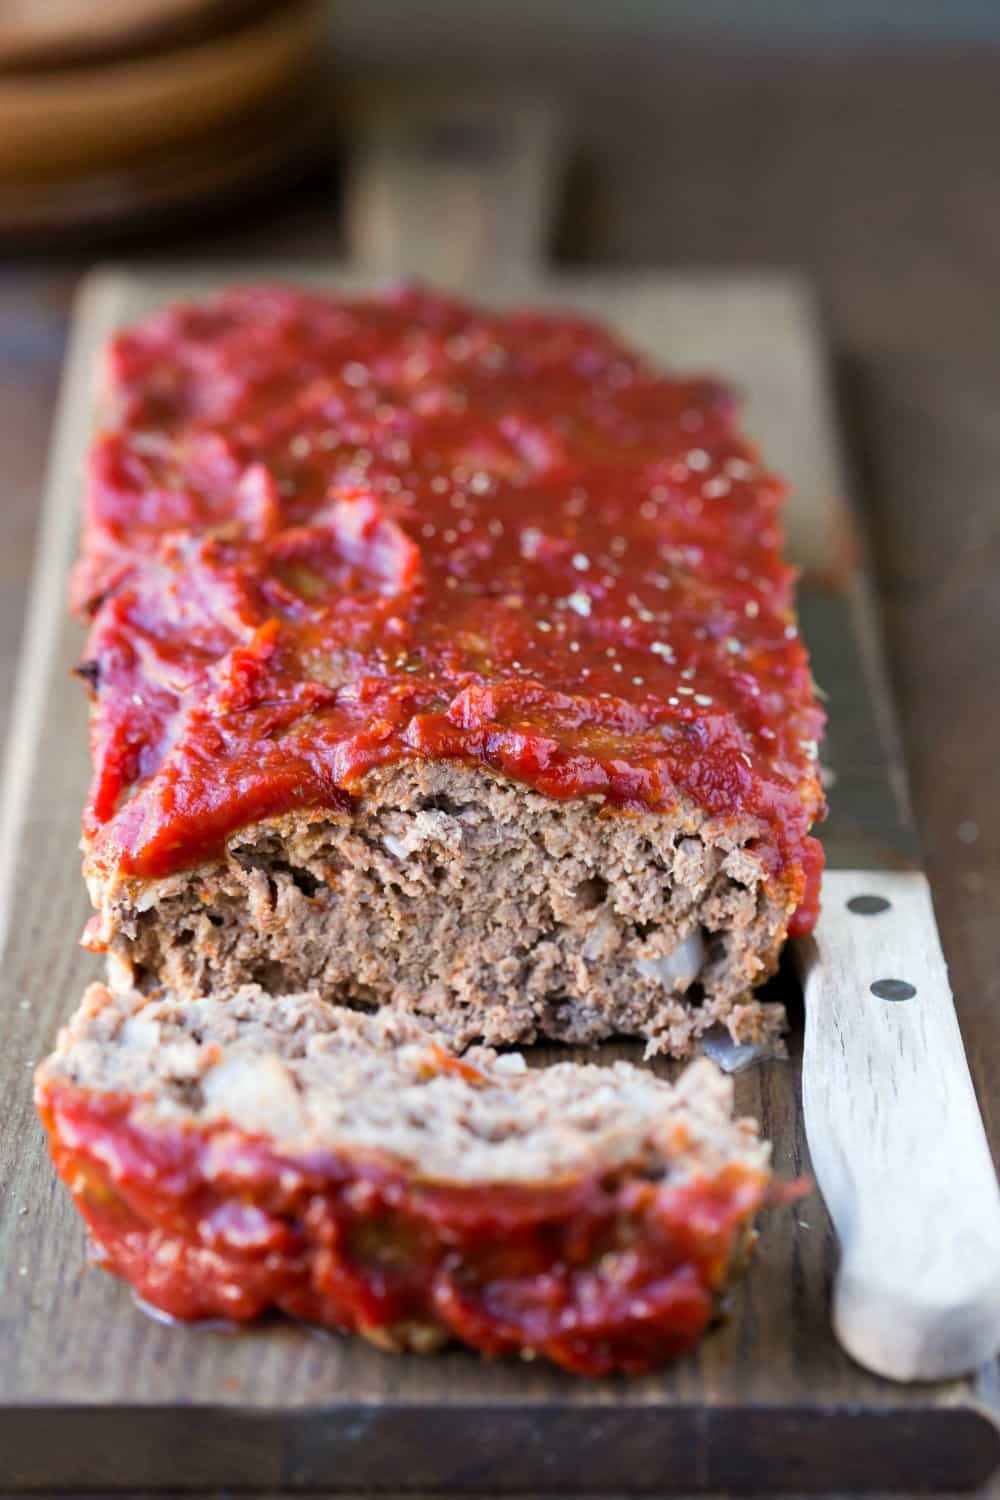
342 86 565 294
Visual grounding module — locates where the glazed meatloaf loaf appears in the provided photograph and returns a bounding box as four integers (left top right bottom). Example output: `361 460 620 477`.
36 983 779 1375
74 285 825 1056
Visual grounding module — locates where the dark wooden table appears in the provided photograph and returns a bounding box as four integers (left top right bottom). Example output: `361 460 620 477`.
1 31 997 1498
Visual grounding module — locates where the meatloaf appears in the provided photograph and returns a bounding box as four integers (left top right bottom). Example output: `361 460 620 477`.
35 982 778 1375
74 285 825 1055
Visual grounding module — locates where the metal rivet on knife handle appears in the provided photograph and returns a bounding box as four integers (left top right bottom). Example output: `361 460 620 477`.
870 978 916 1002
847 894 891 915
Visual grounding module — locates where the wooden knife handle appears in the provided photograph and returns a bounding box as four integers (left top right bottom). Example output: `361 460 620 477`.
799 867 1000 1380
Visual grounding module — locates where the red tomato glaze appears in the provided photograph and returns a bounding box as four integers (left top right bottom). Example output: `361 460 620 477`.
75 286 824 924
37 1077 772 1375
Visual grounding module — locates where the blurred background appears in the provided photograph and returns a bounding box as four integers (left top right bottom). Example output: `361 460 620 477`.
1 0 999 1026
1 2 997 315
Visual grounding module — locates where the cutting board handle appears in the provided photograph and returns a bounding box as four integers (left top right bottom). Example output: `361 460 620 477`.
799 867 1000 1380
341 87 564 284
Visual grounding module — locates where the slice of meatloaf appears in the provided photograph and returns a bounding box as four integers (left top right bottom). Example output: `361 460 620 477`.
75 284 825 1057
36 982 777 1376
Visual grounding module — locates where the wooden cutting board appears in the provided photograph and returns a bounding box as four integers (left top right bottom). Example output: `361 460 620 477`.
0 262 997 1493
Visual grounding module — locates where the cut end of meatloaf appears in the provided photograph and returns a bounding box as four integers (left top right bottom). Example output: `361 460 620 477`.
36 982 775 1375
88 761 792 1060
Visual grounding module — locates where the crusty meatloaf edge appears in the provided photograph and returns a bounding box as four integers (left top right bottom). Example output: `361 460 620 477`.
85 759 797 1058
35 982 778 1376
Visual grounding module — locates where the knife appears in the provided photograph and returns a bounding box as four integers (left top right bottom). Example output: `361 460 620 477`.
341 86 1000 1382
797 581 1000 1380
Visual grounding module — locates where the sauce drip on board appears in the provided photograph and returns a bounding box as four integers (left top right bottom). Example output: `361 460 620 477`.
75 286 824 928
